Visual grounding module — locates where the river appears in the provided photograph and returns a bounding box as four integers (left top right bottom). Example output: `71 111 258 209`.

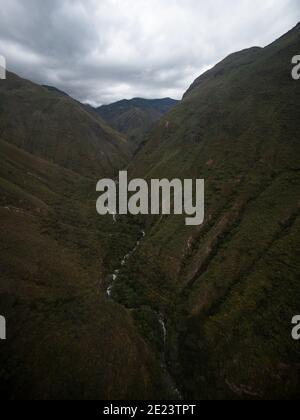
106 228 182 399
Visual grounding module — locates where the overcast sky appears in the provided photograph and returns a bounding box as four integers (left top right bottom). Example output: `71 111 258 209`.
0 0 299 106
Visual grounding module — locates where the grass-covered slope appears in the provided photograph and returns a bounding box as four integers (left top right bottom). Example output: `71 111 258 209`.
0 138 169 399
0 72 130 178
97 98 179 150
117 23 300 399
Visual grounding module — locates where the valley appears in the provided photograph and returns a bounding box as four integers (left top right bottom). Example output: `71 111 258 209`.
106 227 182 399
0 22 300 400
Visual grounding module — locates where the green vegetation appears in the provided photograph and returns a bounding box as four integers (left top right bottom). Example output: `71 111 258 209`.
117 23 300 399
0 71 130 178
97 98 178 150
0 83 168 399
0 23 300 400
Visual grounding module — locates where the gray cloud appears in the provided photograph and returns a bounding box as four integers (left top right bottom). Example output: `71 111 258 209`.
0 0 299 105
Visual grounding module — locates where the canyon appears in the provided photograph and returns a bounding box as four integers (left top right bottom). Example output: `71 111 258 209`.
0 22 300 400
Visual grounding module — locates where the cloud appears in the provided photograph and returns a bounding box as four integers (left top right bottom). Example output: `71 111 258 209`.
0 0 299 105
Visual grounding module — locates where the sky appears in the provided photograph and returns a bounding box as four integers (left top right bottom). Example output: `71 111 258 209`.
0 0 299 106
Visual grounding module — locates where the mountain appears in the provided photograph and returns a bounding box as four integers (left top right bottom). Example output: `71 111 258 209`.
43 84 101 119
110 23 300 399
0 72 130 178
1 23 300 401
0 74 170 399
0 138 171 399
97 97 179 149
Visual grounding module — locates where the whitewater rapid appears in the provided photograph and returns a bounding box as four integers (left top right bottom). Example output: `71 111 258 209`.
106 230 145 298
158 313 182 400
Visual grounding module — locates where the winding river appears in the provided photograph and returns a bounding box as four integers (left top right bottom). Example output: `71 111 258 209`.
106 228 182 399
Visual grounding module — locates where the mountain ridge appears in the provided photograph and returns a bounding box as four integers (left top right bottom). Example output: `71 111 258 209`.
0 71 130 178
96 97 179 149
114 22 300 399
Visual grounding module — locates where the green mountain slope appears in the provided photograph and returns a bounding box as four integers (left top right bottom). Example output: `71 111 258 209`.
97 98 179 149
111 23 300 399
0 74 172 399
0 72 130 178
0 137 170 399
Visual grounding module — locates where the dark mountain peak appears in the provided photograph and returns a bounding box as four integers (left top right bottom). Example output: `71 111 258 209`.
184 46 263 98
99 97 178 111
97 97 179 149
184 21 300 100
0 70 130 177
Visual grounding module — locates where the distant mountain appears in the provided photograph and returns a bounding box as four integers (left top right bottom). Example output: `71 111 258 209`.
97 97 179 149
0 72 130 178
